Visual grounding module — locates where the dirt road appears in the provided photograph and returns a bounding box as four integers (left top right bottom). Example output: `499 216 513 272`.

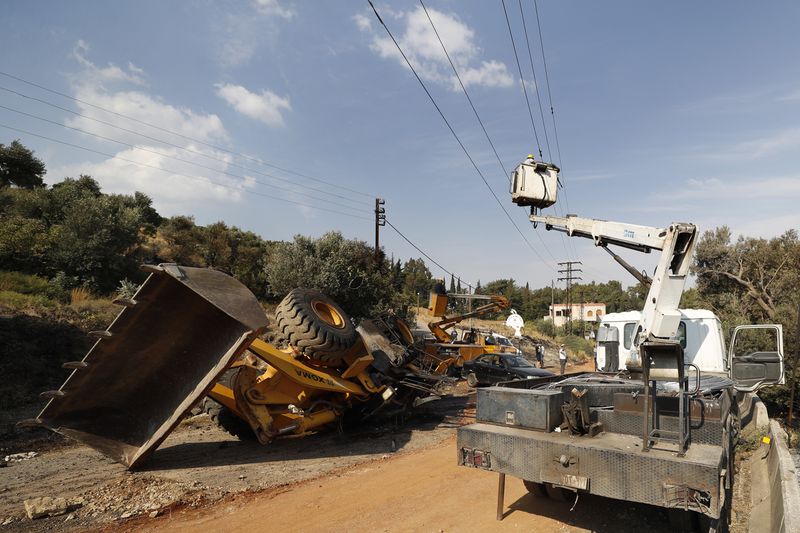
135 433 672 533
2 358 696 533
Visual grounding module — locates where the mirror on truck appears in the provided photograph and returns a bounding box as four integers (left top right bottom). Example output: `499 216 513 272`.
728 324 784 392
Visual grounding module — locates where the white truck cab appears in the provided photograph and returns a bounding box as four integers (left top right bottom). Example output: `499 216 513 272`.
597 308 784 391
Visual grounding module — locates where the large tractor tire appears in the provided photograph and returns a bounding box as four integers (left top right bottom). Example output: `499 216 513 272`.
203 397 255 441
275 288 358 366
202 368 256 441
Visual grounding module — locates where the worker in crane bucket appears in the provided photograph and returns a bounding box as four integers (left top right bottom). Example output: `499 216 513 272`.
524 153 536 164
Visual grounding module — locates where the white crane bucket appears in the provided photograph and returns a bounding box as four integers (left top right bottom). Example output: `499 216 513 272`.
510 160 560 209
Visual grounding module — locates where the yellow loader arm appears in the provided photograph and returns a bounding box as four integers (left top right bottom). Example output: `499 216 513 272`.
427 295 510 343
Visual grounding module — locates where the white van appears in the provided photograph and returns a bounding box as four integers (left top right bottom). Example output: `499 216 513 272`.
596 309 728 373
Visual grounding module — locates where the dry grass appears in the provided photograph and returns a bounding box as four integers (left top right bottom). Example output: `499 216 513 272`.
70 287 93 304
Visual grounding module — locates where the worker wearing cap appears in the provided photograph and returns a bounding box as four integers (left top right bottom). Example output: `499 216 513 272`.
525 153 536 164
558 344 567 375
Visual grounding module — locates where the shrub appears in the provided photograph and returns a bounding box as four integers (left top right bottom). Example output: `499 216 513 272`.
0 271 51 296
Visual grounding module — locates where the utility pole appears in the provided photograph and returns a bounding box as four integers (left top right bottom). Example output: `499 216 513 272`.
558 261 582 335
580 289 585 338
550 280 555 325
374 198 385 262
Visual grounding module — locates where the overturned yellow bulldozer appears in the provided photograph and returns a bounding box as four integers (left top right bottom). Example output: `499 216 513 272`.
29 264 444 468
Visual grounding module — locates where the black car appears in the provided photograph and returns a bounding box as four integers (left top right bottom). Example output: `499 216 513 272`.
463 353 554 387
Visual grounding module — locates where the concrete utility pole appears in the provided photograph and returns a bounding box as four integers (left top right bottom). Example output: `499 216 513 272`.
558 261 582 335
374 198 385 261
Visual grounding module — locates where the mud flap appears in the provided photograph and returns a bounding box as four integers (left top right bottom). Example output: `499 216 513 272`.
35 264 268 468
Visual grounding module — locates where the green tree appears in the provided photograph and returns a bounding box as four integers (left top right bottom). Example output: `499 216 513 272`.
267 231 397 318
401 258 433 301
0 140 46 189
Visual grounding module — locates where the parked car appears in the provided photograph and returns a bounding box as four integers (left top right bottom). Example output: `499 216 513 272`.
463 353 553 387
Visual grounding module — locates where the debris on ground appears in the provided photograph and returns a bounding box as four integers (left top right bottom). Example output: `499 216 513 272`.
24 497 69 519
4 451 37 463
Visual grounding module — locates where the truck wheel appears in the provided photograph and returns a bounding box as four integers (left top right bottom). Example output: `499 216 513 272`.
522 480 547 497
202 368 256 441
276 288 358 365
466 373 479 388
203 397 256 441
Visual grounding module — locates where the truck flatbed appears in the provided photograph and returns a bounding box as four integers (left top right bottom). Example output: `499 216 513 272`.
459 422 725 517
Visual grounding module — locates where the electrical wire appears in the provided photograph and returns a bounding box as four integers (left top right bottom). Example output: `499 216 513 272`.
0 70 374 198
500 0 541 158
0 104 369 214
0 122 373 221
419 0 509 181
419 0 558 266
0 85 371 208
517 0 551 162
385 219 474 291
533 0 563 169
368 0 554 271
530 0 580 262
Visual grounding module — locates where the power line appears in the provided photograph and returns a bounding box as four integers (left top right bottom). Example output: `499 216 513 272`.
0 104 369 215
500 0 541 158
533 0 563 168
419 0 558 265
517 0 551 161
530 0 579 261
367 0 554 271
0 122 373 221
0 85 371 208
0 70 374 198
385 219 474 290
419 0 509 181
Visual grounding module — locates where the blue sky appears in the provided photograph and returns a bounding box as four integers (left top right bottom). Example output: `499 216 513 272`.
2 1 799 290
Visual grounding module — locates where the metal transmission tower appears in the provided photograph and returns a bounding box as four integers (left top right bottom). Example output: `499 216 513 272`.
557 261 582 335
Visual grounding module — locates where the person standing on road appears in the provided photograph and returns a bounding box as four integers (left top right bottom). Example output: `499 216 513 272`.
559 344 567 375
535 344 544 368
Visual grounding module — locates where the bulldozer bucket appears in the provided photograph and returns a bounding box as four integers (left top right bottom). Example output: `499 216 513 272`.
35 264 268 468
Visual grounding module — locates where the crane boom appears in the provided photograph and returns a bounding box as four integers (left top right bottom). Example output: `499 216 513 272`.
531 214 697 367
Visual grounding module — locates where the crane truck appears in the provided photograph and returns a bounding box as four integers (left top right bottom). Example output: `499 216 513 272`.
456 160 784 532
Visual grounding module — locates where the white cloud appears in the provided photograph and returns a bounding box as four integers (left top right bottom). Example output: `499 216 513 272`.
55 42 255 212
51 146 251 213
735 128 800 158
72 40 146 86
252 0 294 19
215 1 294 68
353 13 372 32
357 6 513 91
215 83 292 126
675 176 800 201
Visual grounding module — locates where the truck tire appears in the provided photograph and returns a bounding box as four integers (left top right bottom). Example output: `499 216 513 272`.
522 480 547 497
202 368 255 441
466 372 479 388
275 288 358 365
203 397 255 441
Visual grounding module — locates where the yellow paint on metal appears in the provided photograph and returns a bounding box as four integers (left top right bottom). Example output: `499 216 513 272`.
248 339 367 396
311 299 346 328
